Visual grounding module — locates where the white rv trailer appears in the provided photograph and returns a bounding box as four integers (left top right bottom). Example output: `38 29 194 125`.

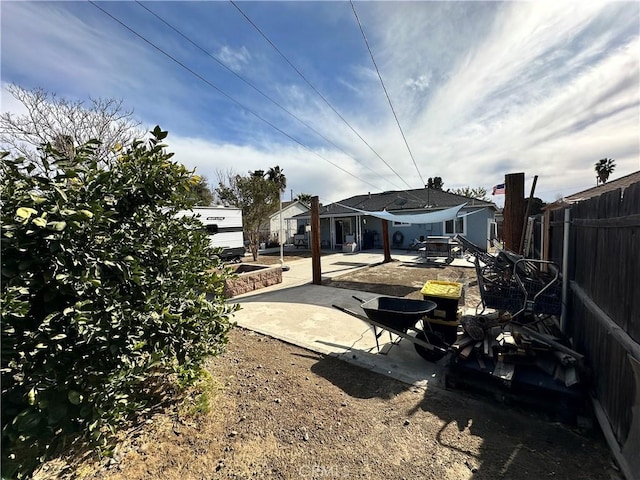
176 206 245 262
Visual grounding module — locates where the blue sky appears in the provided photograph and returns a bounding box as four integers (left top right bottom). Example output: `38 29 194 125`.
2 1 639 206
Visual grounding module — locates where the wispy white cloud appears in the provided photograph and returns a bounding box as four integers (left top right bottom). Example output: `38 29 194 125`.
1 3 153 98
216 45 251 72
404 73 432 92
2 1 638 206
0 2 229 138
166 134 369 204
328 1 640 199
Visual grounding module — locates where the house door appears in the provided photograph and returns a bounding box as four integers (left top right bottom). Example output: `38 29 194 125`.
487 219 497 250
335 220 343 245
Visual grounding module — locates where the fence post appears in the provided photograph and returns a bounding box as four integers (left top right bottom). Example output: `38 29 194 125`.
561 207 570 332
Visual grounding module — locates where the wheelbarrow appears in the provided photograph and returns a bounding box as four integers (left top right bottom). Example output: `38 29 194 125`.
332 296 450 362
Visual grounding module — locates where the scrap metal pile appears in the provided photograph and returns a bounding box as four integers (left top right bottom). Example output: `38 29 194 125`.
452 313 583 388
448 236 586 418
454 234 562 317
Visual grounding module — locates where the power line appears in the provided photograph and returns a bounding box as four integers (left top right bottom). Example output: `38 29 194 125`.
88 1 389 194
350 0 426 188
229 0 415 191
134 1 405 192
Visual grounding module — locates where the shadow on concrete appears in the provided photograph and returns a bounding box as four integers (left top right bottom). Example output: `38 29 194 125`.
330 261 371 267
229 283 377 307
321 279 418 298
313 339 376 354
399 261 447 270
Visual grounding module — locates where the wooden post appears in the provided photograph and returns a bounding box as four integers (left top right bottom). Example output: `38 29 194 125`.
519 175 538 254
311 196 322 285
542 208 551 261
382 219 392 263
503 173 526 252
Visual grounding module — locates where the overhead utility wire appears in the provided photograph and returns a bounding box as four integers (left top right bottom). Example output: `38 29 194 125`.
88 1 387 193
350 0 426 188
135 1 404 192
229 0 416 192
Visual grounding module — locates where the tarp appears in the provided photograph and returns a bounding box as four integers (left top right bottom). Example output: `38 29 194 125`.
342 203 466 225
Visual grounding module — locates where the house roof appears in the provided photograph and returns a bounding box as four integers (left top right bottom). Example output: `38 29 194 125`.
545 170 640 210
268 200 310 221
295 188 496 218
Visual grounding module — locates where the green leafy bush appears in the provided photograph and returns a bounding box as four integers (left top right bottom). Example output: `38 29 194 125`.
1 127 236 478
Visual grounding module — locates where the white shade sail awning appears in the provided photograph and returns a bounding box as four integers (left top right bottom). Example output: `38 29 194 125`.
344 203 467 224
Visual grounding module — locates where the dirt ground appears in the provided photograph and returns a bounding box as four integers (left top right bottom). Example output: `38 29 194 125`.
34 259 618 480
324 257 479 303
249 250 480 304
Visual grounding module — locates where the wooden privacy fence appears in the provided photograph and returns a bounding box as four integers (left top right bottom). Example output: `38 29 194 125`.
548 181 640 480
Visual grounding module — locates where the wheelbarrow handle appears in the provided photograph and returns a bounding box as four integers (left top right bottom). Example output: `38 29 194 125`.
332 304 369 322
332 304 448 354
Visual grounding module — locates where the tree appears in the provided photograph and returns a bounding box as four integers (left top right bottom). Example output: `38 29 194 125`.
427 177 444 190
450 186 489 201
190 175 215 206
294 193 313 207
595 158 615 184
528 197 547 216
267 166 287 247
1 127 236 478
0 84 144 171
266 166 286 193
216 167 286 261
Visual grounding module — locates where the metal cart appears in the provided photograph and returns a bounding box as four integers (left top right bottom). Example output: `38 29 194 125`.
454 235 561 318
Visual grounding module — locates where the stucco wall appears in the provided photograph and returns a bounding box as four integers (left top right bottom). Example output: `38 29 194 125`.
465 208 494 250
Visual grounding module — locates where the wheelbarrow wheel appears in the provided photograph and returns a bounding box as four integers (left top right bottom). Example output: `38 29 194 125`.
414 331 447 362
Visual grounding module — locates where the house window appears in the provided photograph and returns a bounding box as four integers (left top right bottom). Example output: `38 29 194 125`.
444 217 465 235
392 221 411 227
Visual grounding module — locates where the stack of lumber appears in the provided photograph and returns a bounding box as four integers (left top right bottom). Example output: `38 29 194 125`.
451 315 584 388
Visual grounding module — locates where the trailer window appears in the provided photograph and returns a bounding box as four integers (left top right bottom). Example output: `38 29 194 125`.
206 224 219 234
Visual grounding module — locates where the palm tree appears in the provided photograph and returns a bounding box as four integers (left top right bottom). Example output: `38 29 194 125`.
595 158 615 185
266 166 288 265
266 166 286 192
427 177 444 190
294 193 313 207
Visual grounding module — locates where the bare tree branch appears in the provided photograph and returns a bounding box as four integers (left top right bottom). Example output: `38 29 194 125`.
0 84 145 171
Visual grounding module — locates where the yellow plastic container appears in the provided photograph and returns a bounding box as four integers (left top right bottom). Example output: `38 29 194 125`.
421 280 462 322
420 280 462 299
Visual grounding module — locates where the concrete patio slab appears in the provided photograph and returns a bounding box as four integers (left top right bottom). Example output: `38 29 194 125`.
229 250 459 388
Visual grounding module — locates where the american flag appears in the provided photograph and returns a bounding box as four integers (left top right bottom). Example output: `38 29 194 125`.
492 183 505 195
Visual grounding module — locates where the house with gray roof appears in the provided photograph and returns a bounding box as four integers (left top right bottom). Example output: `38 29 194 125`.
545 170 640 210
293 188 498 251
